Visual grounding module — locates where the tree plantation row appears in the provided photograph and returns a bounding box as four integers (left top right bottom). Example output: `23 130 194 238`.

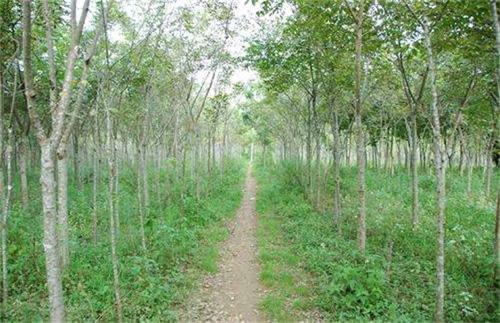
0 0 252 320
0 0 499 322
244 0 499 321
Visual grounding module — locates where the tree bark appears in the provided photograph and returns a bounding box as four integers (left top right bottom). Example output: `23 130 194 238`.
423 19 446 323
137 144 147 251
491 0 500 104
331 108 342 235
398 51 425 227
466 145 473 200
105 103 123 323
485 141 493 196
92 148 100 244
22 1 66 320
1 132 12 318
41 144 66 322
489 0 500 198
410 113 419 227
72 132 82 190
0 70 14 316
353 0 367 253
56 153 70 269
315 133 321 209
0 69 4 314
92 108 101 244
306 99 312 194
18 138 29 209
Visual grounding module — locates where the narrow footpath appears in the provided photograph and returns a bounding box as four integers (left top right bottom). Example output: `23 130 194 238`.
183 166 264 322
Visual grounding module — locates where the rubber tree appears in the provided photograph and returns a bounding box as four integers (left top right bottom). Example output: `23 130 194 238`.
344 0 368 253
21 0 106 319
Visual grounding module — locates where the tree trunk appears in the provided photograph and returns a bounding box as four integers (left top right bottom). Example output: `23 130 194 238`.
306 99 312 193
410 112 419 227
423 20 446 323
490 0 500 196
331 110 342 234
207 132 212 174
315 135 321 209
354 1 367 253
137 144 147 251
1 60 17 315
404 145 409 173
41 144 66 322
105 105 123 322
491 0 500 106
1 131 13 317
154 145 161 202
212 132 216 172
397 142 402 167
92 148 100 244
56 152 70 269
345 132 350 166
113 130 120 233
92 110 101 244
466 146 473 200
22 1 66 319
0 125 15 313
459 138 465 175
194 130 201 200
18 138 29 209
72 133 82 190
141 144 149 235
0 67 5 319
485 142 493 197
388 134 393 175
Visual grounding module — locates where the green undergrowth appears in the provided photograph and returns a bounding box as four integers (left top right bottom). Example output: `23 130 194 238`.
255 160 498 322
257 180 318 321
6 158 245 321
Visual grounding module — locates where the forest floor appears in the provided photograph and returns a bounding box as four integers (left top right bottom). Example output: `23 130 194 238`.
182 166 264 322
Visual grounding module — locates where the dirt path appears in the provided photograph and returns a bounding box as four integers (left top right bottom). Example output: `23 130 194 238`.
182 166 264 322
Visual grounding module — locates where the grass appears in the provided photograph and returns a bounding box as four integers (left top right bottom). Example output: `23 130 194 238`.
257 184 318 321
5 158 246 321
255 159 499 322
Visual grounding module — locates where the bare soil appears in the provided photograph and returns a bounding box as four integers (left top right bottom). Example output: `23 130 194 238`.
182 166 264 322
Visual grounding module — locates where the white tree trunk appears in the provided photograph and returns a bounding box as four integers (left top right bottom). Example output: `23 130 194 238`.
92 148 100 244
423 19 446 323
331 110 342 235
56 152 70 269
354 1 366 253
40 144 66 322
106 106 123 322
137 145 147 250
1 131 13 316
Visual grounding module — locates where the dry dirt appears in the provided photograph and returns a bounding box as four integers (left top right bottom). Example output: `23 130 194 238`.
181 166 265 322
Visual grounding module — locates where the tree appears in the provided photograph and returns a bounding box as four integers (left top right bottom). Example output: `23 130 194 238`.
21 0 107 319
